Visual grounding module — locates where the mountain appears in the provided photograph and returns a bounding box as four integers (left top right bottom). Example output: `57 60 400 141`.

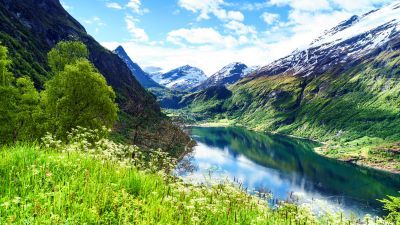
0 0 159 116
144 66 164 82
0 0 190 155
114 46 162 88
252 2 400 79
193 62 251 91
183 1 400 171
156 65 207 92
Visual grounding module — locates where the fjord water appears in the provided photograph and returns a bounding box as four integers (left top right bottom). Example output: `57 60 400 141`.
181 126 400 216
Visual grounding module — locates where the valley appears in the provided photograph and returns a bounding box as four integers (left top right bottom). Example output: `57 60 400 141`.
1 0 400 224
138 1 400 174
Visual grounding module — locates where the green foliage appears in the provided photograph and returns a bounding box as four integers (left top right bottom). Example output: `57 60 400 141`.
47 41 89 73
0 44 17 142
0 129 381 224
0 44 13 86
0 41 118 144
14 77 44 140
42 58 118 137
0 45 43 143
380 195 400 223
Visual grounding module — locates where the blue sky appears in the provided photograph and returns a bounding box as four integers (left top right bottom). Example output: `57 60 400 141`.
61 0 392 75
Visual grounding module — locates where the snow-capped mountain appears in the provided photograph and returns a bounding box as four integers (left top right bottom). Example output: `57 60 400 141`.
157 65 207 92
114 46 162 88
144 66 164 83
252 1 400 79
193 62 253 91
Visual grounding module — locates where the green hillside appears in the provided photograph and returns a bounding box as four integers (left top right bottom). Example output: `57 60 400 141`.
0 0 190 154
183 49 400 172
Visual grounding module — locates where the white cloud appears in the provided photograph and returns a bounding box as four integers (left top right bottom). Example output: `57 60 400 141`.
269 0 331 11
224 21 257 35
241 2 269 11
106 2 123 10
226 11 245 21
261 12 280 25
330 0 393 11
178 0 245 21
268 0 392 12
127 0 141 13
82 16 106 33
126 0 149 14
60 0 72 10
99 0 393 78
125 15 149 42
167 27 237 48
102 41 269 75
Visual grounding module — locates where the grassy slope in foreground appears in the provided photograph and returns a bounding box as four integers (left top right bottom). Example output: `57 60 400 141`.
0 144 386 225
185 50 400 173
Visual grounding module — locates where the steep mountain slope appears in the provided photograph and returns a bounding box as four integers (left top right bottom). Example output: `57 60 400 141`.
193 62 251 91
252 1 400 79
0 0 191 155
157 65 207 92
145 66 163 81
184 1 400 171
114 46 162 88
0 0 160 116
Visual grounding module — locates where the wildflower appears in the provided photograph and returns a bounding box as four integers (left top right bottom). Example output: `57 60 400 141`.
1 202 10 208
12 197 21 204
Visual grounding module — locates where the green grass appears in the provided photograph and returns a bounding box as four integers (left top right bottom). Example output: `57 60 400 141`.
0 144 384 225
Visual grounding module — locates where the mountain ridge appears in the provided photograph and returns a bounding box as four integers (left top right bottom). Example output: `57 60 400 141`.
192 62 250 91
114 45 162 89
249 1 400 81
156 65 207 92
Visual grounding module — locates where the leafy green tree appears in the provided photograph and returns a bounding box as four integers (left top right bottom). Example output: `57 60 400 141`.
47 41 89 73
14 77 43 140
43 45 118 137
0 45 17 143
0 45 13 86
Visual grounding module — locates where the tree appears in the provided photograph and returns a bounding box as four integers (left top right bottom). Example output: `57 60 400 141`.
47 41 89 73
0 45 14 86
0 45 17 143
43 41 118 137
14 77 42 141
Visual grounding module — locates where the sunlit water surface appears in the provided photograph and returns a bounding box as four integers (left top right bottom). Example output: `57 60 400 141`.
178 126 400 217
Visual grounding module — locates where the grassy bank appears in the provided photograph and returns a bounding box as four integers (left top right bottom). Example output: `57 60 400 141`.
1 141 395 224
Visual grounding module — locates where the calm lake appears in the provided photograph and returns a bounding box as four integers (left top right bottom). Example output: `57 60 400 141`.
179 126 400 217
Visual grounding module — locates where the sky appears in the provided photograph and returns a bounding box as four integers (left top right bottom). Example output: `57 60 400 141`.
60 0 393 75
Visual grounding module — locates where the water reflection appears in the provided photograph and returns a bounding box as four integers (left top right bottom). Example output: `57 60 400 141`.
180 126 400 217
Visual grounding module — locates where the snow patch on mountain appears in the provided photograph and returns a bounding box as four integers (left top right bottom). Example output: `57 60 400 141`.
158 65 207 91
193 62 260 91
254 1 400 79
144 66 164 83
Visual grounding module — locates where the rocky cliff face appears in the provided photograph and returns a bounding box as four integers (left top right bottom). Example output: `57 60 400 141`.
0 0 161 117
114 46 162 89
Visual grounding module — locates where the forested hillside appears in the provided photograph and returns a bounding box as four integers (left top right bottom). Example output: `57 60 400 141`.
0 0 190 154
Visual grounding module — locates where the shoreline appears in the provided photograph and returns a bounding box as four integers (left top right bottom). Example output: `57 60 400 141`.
191 121 400 175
